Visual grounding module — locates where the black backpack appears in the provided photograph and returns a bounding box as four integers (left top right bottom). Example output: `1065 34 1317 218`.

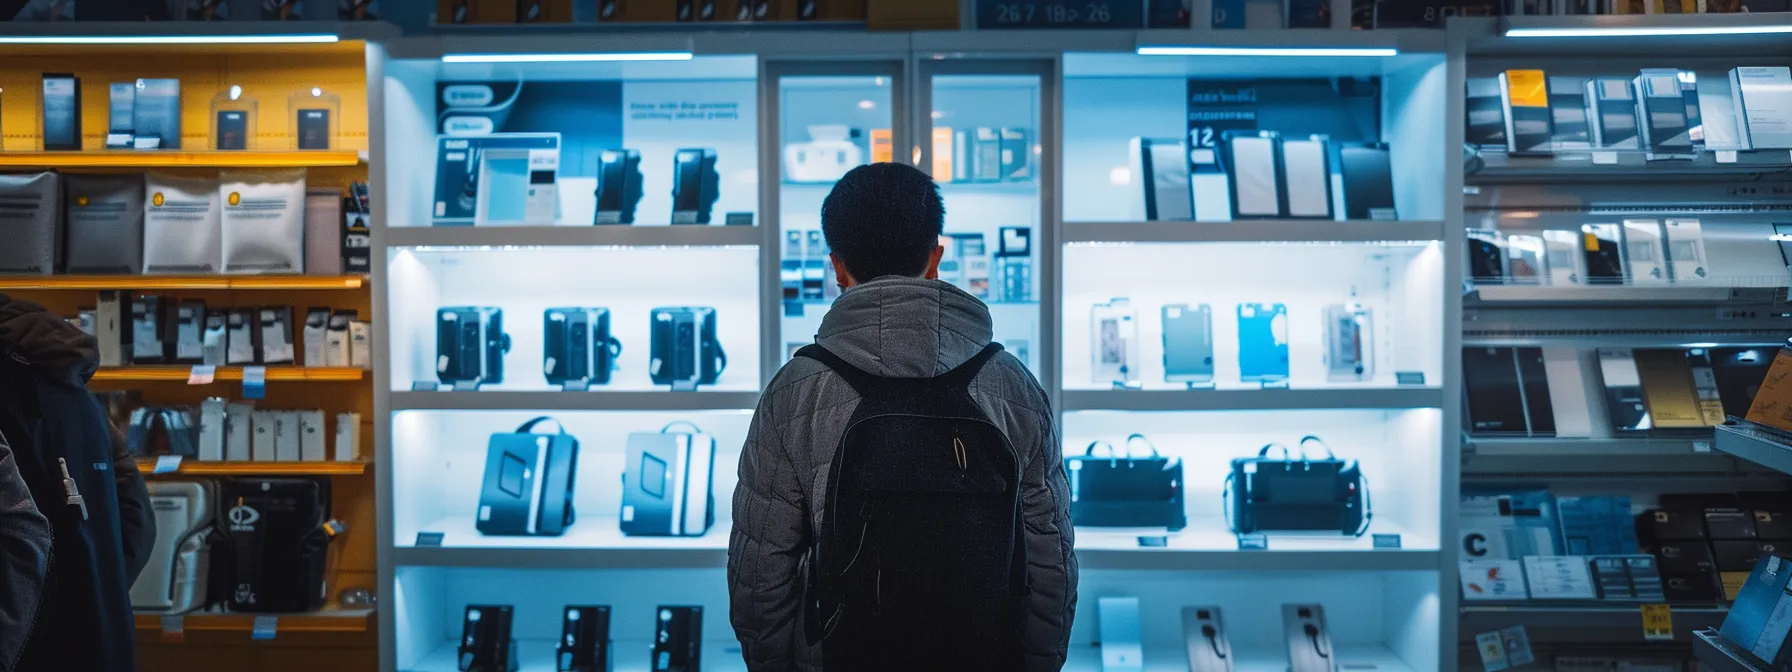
797 342 1026 672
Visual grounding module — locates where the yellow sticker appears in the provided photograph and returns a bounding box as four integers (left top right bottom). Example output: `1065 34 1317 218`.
1584 232 1601 252
228 192 241 206
1641 604 1673 642
1504 70 1549 109
152 192 165 207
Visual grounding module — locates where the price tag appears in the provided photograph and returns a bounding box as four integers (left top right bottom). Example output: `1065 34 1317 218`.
1716 150 1739 164
415 532 445 547
251 615 278 641
1592 151 1619 165
1500 626 1535 666
1692 440 1712 453
1372 534 1403 549
1237 533 1268 550
153 455 183 474
976 0 1145 29
1476 631 1509 671
1641 604 1673 641
187 365 215 385
159 615 185 644
242 366 266 400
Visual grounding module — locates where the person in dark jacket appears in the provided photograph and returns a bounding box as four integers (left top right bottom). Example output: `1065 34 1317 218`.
728 164 1077 671
0 294 149 672
0 429 51 671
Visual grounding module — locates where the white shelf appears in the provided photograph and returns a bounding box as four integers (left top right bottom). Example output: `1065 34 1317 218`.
1462 436 1742 476
1459 603 1726 645
1075 524 1437 572
407 638 746 672
390 391 760 412
386 225 761 249
1466 285 1786 306
1062 387 1444 412
395 516 727 570
1065 220 1444 244
1714 422 1792 476
1063 642 1415 672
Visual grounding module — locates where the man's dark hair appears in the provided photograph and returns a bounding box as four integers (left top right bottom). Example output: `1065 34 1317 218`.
821 162 945 281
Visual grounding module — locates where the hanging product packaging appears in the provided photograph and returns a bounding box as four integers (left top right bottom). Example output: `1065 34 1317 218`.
144 172 223 274
63 173 147 274
221 169 308 274
0 172 62 275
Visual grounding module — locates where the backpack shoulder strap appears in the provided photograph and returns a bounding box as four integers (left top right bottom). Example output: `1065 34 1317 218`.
936 342 1006 389
792 344 876 396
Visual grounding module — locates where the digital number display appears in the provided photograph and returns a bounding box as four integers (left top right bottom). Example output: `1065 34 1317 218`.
978 0 1145 29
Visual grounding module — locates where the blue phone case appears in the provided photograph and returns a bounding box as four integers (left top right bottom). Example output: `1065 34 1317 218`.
1237 303 1289 382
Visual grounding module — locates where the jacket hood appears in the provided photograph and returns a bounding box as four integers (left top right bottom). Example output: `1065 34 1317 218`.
815 277 993 379
0 293 99 382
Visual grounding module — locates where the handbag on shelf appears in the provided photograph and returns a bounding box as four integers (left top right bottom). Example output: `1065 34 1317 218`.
1066 434 1187 531
1226 436 1371 537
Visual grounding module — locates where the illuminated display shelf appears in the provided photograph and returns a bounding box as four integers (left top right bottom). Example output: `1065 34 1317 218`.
1065 220 1446 244
133 608 374 633
134 459 368 476
1061 387 1445 412
386 225 763 249
0 275 364 290
93 366 364 382
0 150 363 168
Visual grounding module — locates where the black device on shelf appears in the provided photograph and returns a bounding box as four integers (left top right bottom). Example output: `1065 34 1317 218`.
437 307 510 389
1066 435 1187 531
215 478 333 613
477 417 579 537
1338 142 1397 220
1226 437 1369 537
670 148 720 225
648 307 724 390
650 605 701 672
557 605 611 672
544 308 621 390
594 149 644 225
458 604 520 672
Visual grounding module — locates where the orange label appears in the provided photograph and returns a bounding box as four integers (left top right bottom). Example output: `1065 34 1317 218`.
1505 70 1549 109
931 127 955 181
871 129 893 164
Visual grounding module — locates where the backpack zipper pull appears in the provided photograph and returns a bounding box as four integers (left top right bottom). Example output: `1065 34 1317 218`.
60 458 88 521
952 437 968 470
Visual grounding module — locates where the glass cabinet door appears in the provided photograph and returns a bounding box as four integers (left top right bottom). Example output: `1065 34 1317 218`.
918 61 1051 376
770 63 907 366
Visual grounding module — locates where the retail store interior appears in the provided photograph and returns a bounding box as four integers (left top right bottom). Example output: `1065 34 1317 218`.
6 6 1792 671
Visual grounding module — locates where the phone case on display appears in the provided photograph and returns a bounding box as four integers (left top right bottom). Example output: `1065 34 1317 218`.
1467 230 1506 285
130 480 213 614
557 605 611 672
545 308 621 389
650 606 702 672
477 417 579 537
1543 347 1594 438
1236 303 1289 383
1464 347 1555 436
1504 234 1546 284
620 423 716 537
1280 135 1333 220
1321 303 1372 383
1582 224 1626 285
1548 76 1592 149
1586 77 1642 149
649 307 725 390
1636 70 1694 154
458 605 520 672
1622 219 1669 284
1182 606 1233 672
1222 131 1285 219
1600 349 1649 432
437 307 510 389
1337 143 1395 220
1713 347 1774 419
1226 438 1368 536
1162 304 1214 385
1066 437 1186 531
1129 137 1192 221
1542 230 1585 285
1090 299 1140 387
131 296 172 364
1663 219 1709 282
216 478 332 613
1722 556 1792 667
594 149 645 225
1283 604 1337 672
670 148 720 225
1465 77 1508 149
1500 69 1553 155
996 227 1033 303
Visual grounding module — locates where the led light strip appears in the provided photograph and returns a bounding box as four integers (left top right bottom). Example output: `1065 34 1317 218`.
0 34 338 44
1137 46 1398 57
1506 25 1792 37
442 52 694 64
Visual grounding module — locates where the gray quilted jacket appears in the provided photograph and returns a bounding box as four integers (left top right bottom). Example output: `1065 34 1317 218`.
727 276 1077 672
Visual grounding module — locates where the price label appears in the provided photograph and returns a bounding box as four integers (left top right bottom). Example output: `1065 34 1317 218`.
188 365 215 385
415 532 446 547
242 366 266 400
1372 534 1403 549
251 615 278 641
1641 604 1673 641
1716 150 1739 164
1692 440 1712 453
159 615 185 644
1237 533 1268 550
977 0 1144 29
153 455 183 474
1592 151 1619 165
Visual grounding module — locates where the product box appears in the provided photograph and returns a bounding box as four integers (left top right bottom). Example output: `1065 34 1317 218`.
1656 540 1716 573
225 403 254 461
1621 219 1668 285
1662 571 1724 602
106 82 134 149
1644 508 1709 541
221 170 308 274
1559 496 1638 555
1745 344 1792 432
1633 348 1704 428
1721 555 1792 666
1523 555 1598 599
1732 67 1792 150
251 410 277 461
1717 540 1766 573
0 172 63 275
274 411 300 461
1500 69 1553 155
131 79 181 150
1548 76 1591 150
40 74 80 151
298 410 327 461
143 173 223 274
1461 490 1562 560
1709 507 1761 539
63 173 147 274
335 412 360 462
1460 559 1529 601
1465 77 1507 150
